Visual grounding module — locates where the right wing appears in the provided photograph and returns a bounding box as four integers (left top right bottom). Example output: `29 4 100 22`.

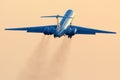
5 25 57 34
69 25 116 34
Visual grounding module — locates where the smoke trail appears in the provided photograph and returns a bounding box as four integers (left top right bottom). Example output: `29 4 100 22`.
18 36 72 80
48 37 72 80
18 35 51 80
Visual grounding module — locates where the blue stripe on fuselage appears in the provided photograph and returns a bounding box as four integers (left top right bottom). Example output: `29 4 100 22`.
57 9 74 36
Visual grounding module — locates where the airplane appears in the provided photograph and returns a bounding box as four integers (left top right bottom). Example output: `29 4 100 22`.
5 9 116 38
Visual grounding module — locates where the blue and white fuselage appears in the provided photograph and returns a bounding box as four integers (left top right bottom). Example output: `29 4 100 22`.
56 9 74 37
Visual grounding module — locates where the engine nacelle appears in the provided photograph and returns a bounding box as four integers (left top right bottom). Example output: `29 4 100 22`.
44 27 53 35
65 27 77 38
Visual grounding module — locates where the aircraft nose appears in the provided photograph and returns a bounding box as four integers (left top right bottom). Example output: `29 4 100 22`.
67 9 73 13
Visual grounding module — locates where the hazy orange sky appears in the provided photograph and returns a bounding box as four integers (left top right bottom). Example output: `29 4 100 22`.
0 0 120 80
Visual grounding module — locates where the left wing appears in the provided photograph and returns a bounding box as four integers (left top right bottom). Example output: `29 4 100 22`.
5 25 57 34
69 25 116 34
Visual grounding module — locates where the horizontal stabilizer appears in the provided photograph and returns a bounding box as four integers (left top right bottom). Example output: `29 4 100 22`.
41 15 63 18
41 15 72 18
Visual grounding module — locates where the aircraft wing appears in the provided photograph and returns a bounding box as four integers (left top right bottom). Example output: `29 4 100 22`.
5 25 57 34
69 25 116 34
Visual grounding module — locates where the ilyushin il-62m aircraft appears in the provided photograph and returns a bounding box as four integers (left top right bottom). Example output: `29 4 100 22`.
5 9 116 38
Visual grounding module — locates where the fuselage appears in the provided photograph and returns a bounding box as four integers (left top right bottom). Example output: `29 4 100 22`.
56 9 74 37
